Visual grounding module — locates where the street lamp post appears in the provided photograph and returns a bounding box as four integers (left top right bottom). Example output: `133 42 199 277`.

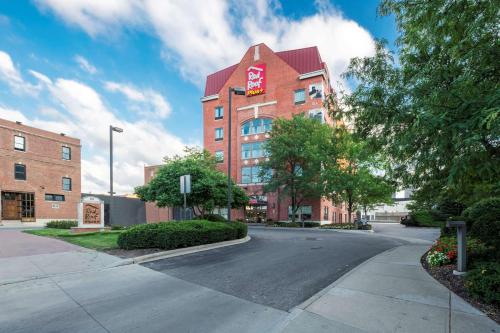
109 125 123 226
227 86 245 222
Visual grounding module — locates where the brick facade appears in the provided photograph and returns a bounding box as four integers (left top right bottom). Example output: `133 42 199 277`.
144 165 173 223
202 43 352 223
0 118 81 224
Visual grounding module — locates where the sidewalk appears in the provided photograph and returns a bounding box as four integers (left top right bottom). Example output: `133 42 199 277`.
278 244 499 333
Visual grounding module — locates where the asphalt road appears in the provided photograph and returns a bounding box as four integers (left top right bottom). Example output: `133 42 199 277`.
143 226 406 311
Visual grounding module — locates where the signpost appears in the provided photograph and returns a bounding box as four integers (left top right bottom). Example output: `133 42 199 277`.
446 220 467 275
180 175 191 220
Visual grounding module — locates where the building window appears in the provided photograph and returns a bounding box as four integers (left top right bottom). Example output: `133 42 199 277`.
14 135 25 151
215 128 224 141
294 89 305 104
62 177 72 191
323 207 329 220
241 166 271 184
288 206 312 221
333 211 337 223
215 150 224 163
309 109 325 123
62 146 71 160
241 118 272 136
45 194 65 201
14 163 26 180
215 106 223 120
241 141 267 159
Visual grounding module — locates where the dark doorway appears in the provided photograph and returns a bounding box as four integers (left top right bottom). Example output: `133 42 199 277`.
1 192 35 221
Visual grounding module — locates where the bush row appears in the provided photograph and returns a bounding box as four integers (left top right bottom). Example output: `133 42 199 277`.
465 261 500 304
320 223 372 230
271 221 320 228
46 220 77 229
117 220 247 250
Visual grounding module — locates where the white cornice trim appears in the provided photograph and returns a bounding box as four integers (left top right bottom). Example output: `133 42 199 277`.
236 100 277 111
299 69 326 80
200 94 219 102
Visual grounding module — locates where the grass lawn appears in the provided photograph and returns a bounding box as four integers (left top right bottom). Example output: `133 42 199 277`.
24 229 123 250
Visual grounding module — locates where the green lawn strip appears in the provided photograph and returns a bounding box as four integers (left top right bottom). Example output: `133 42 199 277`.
23 229 122 250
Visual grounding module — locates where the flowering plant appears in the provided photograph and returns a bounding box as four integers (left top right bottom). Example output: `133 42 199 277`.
427 250 450 267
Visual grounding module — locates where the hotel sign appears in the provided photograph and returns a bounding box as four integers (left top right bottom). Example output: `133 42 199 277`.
246 64 266 96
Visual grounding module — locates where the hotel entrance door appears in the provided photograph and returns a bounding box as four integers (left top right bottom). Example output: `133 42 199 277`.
245 195 268 223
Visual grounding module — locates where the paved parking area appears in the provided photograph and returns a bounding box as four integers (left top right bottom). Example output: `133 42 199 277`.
143 227 406 311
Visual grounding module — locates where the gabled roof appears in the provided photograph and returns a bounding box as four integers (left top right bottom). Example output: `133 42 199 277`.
204 64 238 97
203 45 326 97
275 46 325 75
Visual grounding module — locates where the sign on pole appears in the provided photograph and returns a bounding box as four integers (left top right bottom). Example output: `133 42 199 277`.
180 174 191 194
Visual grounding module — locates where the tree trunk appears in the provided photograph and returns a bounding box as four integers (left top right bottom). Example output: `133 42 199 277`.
347 192 353 224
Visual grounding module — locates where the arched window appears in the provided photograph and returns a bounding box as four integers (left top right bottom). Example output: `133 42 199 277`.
241 118 272 136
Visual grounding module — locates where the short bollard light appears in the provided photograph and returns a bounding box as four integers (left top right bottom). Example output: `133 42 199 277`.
446 220 467 275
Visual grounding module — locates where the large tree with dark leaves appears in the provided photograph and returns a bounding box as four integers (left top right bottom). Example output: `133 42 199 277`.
343 0 499 206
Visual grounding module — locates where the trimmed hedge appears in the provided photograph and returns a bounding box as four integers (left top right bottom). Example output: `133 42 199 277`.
320 223 372 230
117 220 247 250
272 221 320 228
401 210 444 227
46 220 77 229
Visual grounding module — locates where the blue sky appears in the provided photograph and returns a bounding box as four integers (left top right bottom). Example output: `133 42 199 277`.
0 0 397 194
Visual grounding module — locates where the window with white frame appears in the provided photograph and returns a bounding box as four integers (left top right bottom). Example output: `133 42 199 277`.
62 177 72 191
294 89 305 104
62 146 71 160
215 150 224 163
14 135 25 151
241 118 272 136
241 141 267 159
308 109 325 123
241 166 271 184
215 128 224 141
214 106 223 120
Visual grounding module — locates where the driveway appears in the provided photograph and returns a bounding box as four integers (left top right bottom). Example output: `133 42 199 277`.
143 227 406 311
0 225 425 333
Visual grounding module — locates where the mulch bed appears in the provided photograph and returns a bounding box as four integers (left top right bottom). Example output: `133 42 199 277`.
103 248 164 259
421 252 500 324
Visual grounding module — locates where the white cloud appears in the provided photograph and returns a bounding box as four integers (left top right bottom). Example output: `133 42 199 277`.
104 81 171 118
74 55 97 74
1 72 187 194
29 69 52 84
0 51 39 94
0 106 29 123
34 0 376 86
34 0 143 37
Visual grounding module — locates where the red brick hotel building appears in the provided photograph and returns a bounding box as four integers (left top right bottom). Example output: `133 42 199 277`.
202 43 351 223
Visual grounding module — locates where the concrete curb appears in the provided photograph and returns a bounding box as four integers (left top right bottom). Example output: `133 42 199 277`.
108 235 251 267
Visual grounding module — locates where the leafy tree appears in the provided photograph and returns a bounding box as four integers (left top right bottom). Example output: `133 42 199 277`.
341 0 499 207
135 147 248 219
357 169 395 218
322 125 394 223
260 115 330 225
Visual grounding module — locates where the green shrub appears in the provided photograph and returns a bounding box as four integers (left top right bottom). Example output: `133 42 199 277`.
117 220 247 250
465 262 500 304
273 221 320 228
46 220 77 229
467 198 500 256
320 223 372 230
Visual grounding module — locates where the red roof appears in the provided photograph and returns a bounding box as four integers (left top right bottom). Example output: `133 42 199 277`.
203 46 325 97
